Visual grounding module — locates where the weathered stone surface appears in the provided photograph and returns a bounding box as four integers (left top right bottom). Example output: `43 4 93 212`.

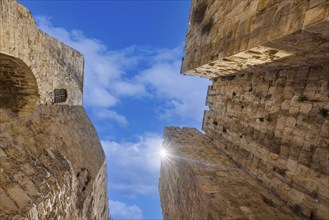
0 0 109 219
159 127 299 220
203 64 329 219
182 0 329 78
0 106 109 220
0 0 83 106
161 1 329 220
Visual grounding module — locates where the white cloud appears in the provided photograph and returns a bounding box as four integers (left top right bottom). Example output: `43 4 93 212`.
101 134 163 196
136 56 209 121
152 45 183 63
87 87 118 108
95 109 128 127
109 200 143 220
111 81 146 97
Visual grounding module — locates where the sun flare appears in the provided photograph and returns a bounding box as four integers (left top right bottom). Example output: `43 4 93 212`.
160 148 168 159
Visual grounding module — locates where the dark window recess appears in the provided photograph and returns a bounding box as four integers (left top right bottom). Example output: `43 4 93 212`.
53 89 67 103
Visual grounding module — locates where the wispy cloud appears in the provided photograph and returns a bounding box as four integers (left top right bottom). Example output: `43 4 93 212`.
109 200 143 220
95 109 128 127
136 59 209 121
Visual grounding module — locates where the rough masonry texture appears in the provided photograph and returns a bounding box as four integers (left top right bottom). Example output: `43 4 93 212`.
182 0 329 77
160 127 299 219
160 0 329 220
0 0 109 219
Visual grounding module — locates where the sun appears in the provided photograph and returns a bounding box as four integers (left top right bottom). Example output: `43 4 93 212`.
160 148 169 159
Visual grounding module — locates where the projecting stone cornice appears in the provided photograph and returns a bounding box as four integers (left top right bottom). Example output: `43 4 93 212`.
181 0 329 78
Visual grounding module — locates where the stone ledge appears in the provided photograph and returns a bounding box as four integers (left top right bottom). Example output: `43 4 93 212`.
182 0 329 78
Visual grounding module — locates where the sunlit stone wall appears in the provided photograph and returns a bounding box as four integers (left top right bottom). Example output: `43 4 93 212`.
159 127 299 219
182 0 329 77
160 0 329 219
0 0 84 105
0 0 109 219
203 63 329 219
0 106 108 219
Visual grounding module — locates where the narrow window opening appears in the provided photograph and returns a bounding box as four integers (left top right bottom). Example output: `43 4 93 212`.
53 89 67 103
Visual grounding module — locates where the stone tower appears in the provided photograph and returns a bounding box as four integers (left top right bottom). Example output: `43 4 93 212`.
160 1 329 219
0 0 109 219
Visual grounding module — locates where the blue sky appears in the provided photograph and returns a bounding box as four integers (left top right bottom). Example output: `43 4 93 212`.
20 0 210 219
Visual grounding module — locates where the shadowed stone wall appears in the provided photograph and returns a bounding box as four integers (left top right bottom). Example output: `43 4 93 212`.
0 53 39 122
0 0 109 219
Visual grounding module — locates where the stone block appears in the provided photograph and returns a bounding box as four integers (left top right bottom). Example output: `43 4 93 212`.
0 188 19 214
293 135 304 148
287 158 298 172
7 184 30 209
300 103 313 114
281 100 291 111
303 4 329 27
320 120 329 138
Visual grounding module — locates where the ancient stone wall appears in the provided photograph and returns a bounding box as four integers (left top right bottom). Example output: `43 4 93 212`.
1 0 84 106
160 0 329 219
0 0 109 219
203 63 329 219
0 106 108 219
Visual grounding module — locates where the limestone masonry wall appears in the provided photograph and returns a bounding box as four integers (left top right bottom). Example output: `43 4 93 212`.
0 0 109 219
204 63 329 219
160 0 329 219
0 106 108 219
1 0 84 106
